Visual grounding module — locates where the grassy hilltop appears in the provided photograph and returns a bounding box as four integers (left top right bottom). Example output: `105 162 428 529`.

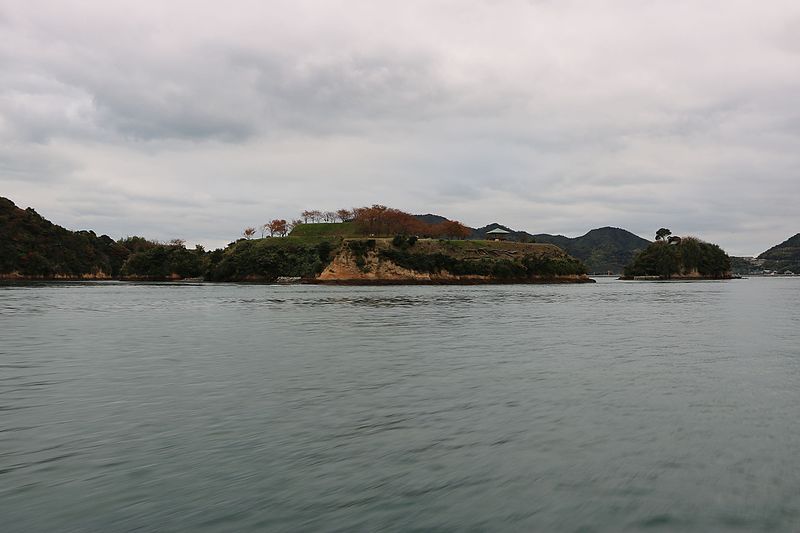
288 222 358 239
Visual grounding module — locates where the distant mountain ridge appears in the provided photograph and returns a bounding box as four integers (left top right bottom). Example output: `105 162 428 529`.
416 215 650 273
535 227 652 274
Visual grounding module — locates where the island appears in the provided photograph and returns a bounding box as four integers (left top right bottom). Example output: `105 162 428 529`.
1 198 593 284
206 223 593 284
620 229 732 280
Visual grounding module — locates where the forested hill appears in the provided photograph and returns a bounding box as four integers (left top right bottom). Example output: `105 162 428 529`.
758 233 800 273
534 227 651 274
623 237 731 279
0 197 128 278
418 215 650 274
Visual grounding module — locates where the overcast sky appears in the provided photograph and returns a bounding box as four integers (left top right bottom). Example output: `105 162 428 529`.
2 0 799 254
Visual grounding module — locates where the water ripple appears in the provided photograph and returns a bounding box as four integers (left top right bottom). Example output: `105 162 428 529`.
0 279 799 532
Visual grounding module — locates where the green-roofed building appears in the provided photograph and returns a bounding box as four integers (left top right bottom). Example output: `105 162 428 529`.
486 228 511 241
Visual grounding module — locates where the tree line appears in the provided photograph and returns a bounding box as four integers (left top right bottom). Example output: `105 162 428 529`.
349 205 471 238
242 205 472 240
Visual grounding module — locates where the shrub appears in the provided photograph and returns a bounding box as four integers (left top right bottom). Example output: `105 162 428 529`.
391 235 419 249
203 238 339 281
346 240 377 270
378 249 586 278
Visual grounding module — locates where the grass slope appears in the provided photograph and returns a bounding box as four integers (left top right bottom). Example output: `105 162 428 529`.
289 222 358 238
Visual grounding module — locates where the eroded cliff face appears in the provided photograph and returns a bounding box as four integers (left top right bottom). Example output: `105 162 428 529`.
317 241 594 284
318 249 492 282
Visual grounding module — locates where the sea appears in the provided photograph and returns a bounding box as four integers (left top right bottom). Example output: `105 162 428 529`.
1 277 798 532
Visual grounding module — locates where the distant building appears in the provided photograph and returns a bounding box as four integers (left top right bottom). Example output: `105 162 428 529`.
486 228 511 241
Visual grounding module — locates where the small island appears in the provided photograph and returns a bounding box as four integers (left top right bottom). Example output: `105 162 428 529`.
620 228 732 280
207 207 593 284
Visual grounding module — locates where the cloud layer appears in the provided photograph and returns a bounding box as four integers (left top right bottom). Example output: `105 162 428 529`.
2 0 799 254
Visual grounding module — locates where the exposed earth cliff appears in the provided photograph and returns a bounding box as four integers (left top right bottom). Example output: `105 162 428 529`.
316 238 594 284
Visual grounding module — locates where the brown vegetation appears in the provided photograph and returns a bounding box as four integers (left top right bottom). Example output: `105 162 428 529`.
350 204 469 238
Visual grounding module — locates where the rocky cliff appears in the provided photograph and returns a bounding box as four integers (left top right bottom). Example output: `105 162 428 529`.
317 238 594 284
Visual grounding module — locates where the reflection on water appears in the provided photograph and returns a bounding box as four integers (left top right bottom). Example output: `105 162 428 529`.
1 278 799 532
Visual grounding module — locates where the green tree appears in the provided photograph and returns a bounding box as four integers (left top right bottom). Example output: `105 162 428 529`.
655 228 672 242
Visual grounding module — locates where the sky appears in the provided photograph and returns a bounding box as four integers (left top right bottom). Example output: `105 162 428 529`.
1 0 799 255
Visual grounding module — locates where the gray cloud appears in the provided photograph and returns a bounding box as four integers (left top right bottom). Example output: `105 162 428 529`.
1 0 799 255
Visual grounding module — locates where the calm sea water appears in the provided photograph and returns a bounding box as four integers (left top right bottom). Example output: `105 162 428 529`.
1 278 799 532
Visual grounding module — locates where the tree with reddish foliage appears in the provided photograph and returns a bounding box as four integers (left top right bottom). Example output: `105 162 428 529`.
351 204 388 235
439 220 471 239
336 209 353 222
243 227 256 239
268 219 288 237
351 204 441 237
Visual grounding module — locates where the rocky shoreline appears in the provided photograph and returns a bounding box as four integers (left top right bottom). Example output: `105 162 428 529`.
618 274 734 281
310 275 595 285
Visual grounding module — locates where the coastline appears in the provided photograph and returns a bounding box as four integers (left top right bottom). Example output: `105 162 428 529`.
1 275 596 284
0 272 113 281
618 274 734 281
309 275 596 285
